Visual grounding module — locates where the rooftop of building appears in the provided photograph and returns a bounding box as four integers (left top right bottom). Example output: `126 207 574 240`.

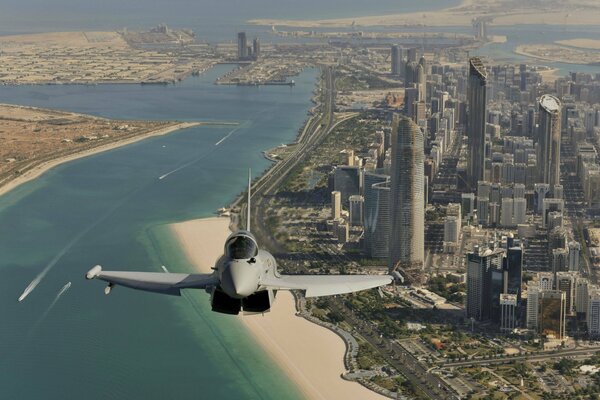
539 94 561 112
469 57 487 79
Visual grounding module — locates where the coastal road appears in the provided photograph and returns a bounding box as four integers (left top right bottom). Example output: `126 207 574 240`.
239 66 341 253
441 346 600 368
328 298 457 400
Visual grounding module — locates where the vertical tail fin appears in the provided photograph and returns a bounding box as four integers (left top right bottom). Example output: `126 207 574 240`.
247 169 251 232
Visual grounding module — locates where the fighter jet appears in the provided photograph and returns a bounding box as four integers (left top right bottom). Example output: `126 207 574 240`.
86 171 392 314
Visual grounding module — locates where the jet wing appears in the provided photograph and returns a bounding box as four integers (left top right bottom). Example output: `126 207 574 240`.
261 274 392 298
85 265 218 296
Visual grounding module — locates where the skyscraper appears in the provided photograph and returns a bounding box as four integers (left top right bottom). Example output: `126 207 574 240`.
556 271 577 315
252 38 260 59
364 171 391 259
568 241 581 272
500 294 518 332
237 32 247 60
389 116 424 283
526 287 540 330
537 95 562 189
466 247 504 321
331 191 341 220
407 47 418 63
404 62 418 88
467 57 488 189
349 195 364 226
333 165 361 206
588 290 600 337
504 245 523 301
416 63 426 102
391 45 403 76
519 63 527 91
539 290 566 339
576 277 589 315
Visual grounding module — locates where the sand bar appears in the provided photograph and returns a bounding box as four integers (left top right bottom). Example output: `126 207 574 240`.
0 122 199 197
556 38 600 51
169 217 385 400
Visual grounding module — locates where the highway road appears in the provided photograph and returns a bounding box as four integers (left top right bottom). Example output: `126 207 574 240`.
328 297 459 399
241 66 357 255
442 346 600 368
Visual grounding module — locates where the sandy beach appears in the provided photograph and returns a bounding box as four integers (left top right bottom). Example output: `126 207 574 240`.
0 122 199 197
170 217 385 400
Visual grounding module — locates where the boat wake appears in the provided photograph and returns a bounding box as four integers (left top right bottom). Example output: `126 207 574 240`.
18 192 135 302
27 282 72 337
158 123 247 180
215 124 245 146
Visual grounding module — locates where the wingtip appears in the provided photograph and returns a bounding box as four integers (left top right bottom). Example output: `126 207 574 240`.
86 265 102 280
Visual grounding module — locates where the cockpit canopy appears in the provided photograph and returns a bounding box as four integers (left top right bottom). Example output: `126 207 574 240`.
225 234 258 260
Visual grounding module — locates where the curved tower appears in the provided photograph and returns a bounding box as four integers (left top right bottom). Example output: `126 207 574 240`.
467 57 487 189
389 115 425 283
537 94 562 189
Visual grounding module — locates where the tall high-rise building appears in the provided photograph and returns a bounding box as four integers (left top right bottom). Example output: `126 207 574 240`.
552 248 569 274
526 287 540 330
513 197 527 225
500 294 518 332
588 290 600 337
416 63 426 102
252 38 260 59
333 166 361 206
542 198 564 228
504 245 523 301
389 116 424 282
461 193 476 219
331 191 341 220
537 95 561 188
538 290 566 339
556 271 577 315
443 216 460 250
237 32 248 60
500 197 513 227
466 247 504 321
467 57 488 189
534 183 551 214
575 277 590 315
404 62 418 88
519 64 527 91
349 195 364 226
407 47 418 63
568 241 581 272
391 45 404 76
364 171 391 259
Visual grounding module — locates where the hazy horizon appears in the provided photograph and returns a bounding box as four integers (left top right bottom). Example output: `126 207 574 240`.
0 0 459 38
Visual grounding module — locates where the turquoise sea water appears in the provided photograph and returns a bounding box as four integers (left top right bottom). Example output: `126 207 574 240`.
0 65 316 399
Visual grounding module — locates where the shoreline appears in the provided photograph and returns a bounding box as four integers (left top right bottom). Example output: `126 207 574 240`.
248 0 475 27
169 217 386 400
514 45 596 66
0 121 200 198
247 0 600 29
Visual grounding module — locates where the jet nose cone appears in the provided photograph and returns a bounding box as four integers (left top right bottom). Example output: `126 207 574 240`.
222 261 258 299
